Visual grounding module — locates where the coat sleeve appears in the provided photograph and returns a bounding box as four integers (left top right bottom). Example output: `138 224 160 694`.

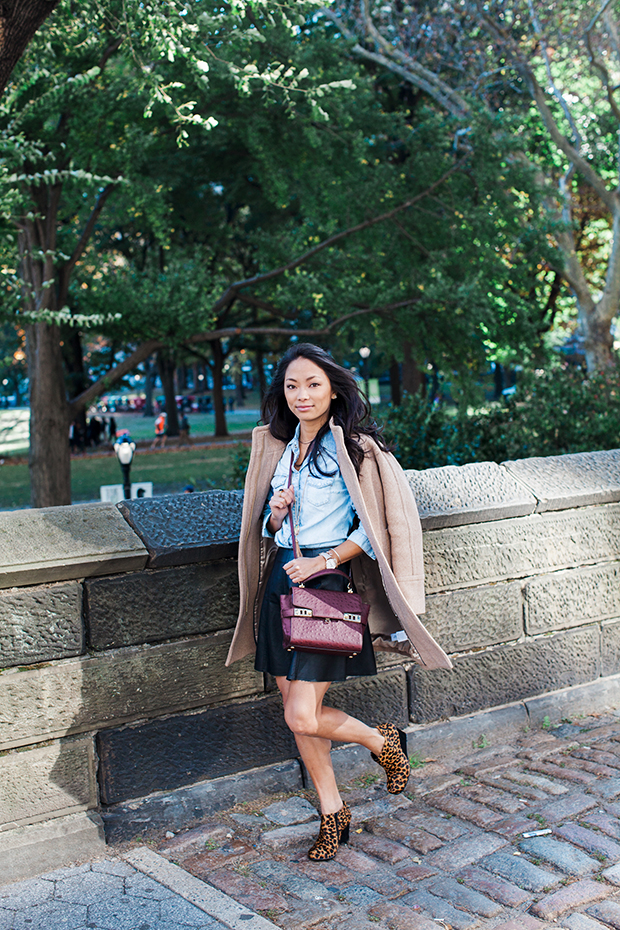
376 448 425 614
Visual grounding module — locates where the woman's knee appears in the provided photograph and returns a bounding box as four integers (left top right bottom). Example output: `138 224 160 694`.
284 704 319 736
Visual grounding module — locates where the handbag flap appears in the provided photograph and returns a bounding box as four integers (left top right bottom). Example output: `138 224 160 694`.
291 586 365 620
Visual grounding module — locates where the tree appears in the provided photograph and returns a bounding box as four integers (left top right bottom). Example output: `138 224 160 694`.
325 0 620 372
0 0 61 96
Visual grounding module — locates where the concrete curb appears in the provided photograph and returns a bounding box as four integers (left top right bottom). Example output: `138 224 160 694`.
124 846 280 930
0 811 106 886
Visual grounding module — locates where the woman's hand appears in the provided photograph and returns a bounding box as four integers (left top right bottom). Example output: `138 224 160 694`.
267 485 294 533
283 555 325 584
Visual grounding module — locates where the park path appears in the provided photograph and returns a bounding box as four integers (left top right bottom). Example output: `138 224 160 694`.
5 709 620 929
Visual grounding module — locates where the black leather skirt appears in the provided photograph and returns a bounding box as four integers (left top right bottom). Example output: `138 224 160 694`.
254 546 377 682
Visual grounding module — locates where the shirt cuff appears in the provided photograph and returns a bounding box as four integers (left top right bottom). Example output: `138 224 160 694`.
348 527 376 559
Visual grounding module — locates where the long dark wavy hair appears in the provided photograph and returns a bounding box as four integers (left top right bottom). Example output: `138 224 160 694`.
261 343 389 476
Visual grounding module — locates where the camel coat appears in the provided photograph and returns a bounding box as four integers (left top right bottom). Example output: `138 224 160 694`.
225 421 452 670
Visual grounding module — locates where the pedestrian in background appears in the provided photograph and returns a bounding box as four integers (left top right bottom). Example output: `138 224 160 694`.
226 343 451 861
151 412 166 449
179 412 192 446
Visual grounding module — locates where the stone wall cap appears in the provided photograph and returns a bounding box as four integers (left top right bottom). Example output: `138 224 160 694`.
0 503 148 589
407 461 536 529
118 489 244 567
503 448 620 512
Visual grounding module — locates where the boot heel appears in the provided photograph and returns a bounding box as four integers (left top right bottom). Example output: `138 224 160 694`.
397 728 408 756
340 824 350 845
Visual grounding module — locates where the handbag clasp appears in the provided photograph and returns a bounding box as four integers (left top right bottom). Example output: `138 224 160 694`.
343 612 362 623
294 607 313 617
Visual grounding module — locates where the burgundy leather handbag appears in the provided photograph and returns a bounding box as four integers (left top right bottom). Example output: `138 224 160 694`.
279 451 370 656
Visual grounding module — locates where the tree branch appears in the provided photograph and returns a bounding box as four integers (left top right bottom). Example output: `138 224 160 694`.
69 300 421 415
320 7 469 119
211 158 468 315
522 66 619 213
57 182 118 307
585 5 620 126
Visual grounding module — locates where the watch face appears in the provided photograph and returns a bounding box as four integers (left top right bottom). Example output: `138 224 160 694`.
325 557 337 570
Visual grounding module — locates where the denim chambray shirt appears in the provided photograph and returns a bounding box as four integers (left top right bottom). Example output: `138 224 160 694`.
262 425 376 558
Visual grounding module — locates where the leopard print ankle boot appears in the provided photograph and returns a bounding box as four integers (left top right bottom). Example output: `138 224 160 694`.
372 723 411 794
308 802 351 861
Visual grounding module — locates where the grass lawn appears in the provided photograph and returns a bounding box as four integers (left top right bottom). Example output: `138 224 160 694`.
0 445 244 509
0 407 262 456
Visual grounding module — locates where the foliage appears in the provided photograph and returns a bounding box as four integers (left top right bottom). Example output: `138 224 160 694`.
383 366 620 470
229 441 252 489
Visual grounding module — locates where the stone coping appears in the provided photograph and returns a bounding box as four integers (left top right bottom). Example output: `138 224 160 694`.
407 461 536 529
0 504 147 589
1 450 618 582
503 448 620 512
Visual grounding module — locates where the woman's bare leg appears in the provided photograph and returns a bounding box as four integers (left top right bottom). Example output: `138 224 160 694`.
276 677 386 815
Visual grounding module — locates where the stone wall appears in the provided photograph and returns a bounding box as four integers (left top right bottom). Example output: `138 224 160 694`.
1 449 620 856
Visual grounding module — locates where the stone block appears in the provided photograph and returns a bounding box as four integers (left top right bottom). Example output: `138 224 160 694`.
0 737 97 828
422 582 523 653
97 694 296 804
408 625 600 723
601 621 620 677
0 503 147 589
503 449 620 512
0 581 82 667
102 760 302 843
85 561 239 650
0 631 262 749
478 849 563 892
525 563 620 634
407 461 535 529
118 490 243 567
423 503 620 593
326 668 408 730
0 812 106 885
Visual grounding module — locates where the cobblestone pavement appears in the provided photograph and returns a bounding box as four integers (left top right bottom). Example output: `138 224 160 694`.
0 858 226 930
155 711 620 930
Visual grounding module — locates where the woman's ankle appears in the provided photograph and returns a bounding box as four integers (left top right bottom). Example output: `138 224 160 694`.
320 799 344 816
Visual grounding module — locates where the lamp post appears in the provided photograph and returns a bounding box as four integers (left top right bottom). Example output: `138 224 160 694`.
114 434 136 500
359 346 371 397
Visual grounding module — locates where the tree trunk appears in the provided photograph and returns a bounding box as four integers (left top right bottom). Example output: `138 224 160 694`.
0 0 61 96
583 311 616 371
211 338 228 437
389 358 401 406
157 349 179 436
402 340 422 395
493 362 504 400
143 355 155 417
255 349 267 399
61 325 88 437
27 322 71 507
235 367 245 407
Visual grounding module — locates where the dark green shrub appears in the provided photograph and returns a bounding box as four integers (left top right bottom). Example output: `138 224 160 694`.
382 367 620 469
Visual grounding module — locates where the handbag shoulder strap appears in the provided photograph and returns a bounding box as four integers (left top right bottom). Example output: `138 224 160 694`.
286 450 302 560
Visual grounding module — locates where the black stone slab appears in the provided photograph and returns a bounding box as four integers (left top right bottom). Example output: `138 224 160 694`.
327 667 408 730
85 561 239 650
118 490 244 567
97 694 296 805
408 625 601 724
98 667 408 805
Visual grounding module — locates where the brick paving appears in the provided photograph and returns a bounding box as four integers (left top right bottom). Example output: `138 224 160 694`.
154 709 620 929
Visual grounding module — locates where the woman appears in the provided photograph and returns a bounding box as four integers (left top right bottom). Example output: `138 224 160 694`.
226 344 451 861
